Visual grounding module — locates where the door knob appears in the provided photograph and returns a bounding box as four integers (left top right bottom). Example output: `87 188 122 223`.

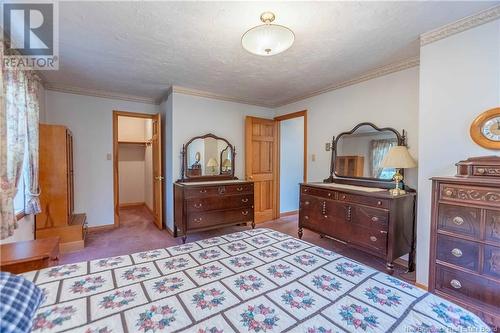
248 176 254 180
155 176 164 181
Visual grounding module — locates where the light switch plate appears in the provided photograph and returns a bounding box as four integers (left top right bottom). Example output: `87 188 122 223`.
106 153 112 160
311 154 316 162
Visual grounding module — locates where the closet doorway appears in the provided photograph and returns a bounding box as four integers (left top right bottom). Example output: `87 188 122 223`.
113 111 163 229
275 110 307 217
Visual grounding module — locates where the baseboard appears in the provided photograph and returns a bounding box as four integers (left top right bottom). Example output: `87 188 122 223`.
144 204 154 216
280 210 298 217
165 226 174 237
415 282 428 291
119 202 145 208
88 224 115 233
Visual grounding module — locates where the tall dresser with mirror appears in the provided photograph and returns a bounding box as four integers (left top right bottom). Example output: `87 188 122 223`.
298 122 417 273
174 133 255 243
429 156 500 328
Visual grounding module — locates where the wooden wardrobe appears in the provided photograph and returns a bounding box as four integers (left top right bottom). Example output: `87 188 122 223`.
36 124 86 252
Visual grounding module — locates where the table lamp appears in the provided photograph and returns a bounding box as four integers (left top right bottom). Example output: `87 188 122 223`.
206 158 218 175
381 146 417 196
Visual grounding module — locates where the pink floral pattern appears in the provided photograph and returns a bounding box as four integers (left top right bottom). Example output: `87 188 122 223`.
229 256 254 268
258 248 280 259
96 257 125 268
70 276 106 294
163 257 190 270
32 306 76 330
293 254 318 266
46 264 80 278
99 289 136 310
267 264 293 279
228 242 248 252
234 274 264 292
136 305 176 332
192 288 226 310
312 274 341 292
281 289 315 309
240 304 279 332
196 265 222 279
198 249 221 260
153 276 184 294
121 266 151 281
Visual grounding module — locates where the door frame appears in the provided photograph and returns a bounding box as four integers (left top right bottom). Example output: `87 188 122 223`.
112 110 160 228
274 110 308 217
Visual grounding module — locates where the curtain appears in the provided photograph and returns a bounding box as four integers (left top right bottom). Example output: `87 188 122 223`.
370 139 397 178
24 77 41 215
0 43 41 239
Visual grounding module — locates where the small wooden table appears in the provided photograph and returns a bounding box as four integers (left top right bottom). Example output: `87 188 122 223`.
0 237 60 274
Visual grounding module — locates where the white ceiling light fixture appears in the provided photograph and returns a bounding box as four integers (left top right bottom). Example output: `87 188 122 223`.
241 11 295 57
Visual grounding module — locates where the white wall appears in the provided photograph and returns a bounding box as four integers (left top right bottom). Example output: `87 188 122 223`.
118 145 146 204
163 92 273 230
45 91 159 227
280 117 304 213
416 19 500 286
275 67 420 189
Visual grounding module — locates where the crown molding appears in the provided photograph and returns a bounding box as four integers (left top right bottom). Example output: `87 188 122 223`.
420 5 500 46
44 83 159 105
170 85 274 108
273 56 420 108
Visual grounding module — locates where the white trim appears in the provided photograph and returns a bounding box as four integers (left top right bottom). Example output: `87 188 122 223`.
44 83 159 105
420 5 500 46
274 57 420 107
171 85 274 108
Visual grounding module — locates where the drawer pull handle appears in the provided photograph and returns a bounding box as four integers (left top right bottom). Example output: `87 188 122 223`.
199 189 207 193
194 203 202 208
370 236 377 242
341 195 346 200
304 189 308 192
324 215 328 219
450 279 462 289
444 189 453 197
328 193 332 197
477 168 486 174
237 187 243 191
371 216 379 222
377 201 383 206
380 230 388 234
452 216 464 225
304 215 309 220
241 210 249 216
451 248 463 257
241 198 249 203
305 201 310 205
193 217 203 223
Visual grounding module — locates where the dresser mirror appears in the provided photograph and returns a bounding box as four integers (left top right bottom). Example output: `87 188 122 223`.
330 122 406 183
181 133 236 181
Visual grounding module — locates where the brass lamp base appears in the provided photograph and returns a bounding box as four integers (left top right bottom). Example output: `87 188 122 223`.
389 169 405 196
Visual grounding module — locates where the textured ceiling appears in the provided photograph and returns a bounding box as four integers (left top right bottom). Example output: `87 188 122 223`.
41 1 498 107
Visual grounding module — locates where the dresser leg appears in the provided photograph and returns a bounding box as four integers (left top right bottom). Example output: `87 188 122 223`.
251 221 255 229
386 262 394 275
298 227 303 239
182 236 187 244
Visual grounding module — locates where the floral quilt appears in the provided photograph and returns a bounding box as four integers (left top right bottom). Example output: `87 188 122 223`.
21 228 491 333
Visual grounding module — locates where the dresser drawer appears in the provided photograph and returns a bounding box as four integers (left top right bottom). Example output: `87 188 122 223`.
436 234 479 272
187 194 253 213
483 245 500 280
185 183 253 198
437 203 480 239
301 186 336 200
351 205 389 231
187 208 253 229
348 225 387 255
472 165 500 177
338 192 389 209
440 183 500 207
485 209 500 243
435 264 500 310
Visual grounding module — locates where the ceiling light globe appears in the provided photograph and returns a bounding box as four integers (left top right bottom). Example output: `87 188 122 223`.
241 13 294 57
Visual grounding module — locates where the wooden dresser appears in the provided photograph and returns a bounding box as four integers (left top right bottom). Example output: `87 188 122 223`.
174 180 255 243
299 183 416 273
36 124 87 252
429 156 500 328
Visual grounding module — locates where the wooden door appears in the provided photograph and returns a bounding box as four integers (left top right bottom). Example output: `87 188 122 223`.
152 113 163 229
245 116 278 223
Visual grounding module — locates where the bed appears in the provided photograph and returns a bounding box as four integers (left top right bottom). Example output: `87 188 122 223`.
21 228 491 332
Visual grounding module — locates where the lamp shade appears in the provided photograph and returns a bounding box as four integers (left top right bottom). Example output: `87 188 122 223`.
206 158 218 168
222 159 232 168
381 146 417 169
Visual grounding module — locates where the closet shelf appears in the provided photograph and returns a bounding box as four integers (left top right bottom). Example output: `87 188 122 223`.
118 141 147 145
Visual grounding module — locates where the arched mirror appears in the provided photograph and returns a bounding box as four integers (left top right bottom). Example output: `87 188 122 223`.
181 133 236 181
